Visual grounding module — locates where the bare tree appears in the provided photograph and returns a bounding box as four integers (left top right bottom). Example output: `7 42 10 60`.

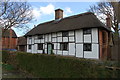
0 0 33 33
88 2 119 35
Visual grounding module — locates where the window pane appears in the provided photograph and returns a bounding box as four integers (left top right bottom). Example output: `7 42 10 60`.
62 31 68 37
38 44 43 50
84 43 91 51
83 29 91 34
60 43 68 50
38 35 43 39
29 45 31 49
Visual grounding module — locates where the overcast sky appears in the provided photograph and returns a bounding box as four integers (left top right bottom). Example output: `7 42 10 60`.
13 2 97 37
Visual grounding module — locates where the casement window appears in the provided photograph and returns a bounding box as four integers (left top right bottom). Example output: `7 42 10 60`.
60 43 68 50
62 31 68 37
28 45 32 49
38 43 43 50
38 35 43 39
83 43 92 51
83 29 91 34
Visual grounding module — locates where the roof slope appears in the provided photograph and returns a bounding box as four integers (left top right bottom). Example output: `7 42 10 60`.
25 12 110 36
18 37 27 45
2 29 17 38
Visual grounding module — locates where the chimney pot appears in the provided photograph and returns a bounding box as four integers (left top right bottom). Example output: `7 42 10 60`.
55 9 63 20
106 14 112 29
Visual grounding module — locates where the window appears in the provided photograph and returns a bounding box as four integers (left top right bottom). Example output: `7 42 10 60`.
60 43 68 50
29 37 32 40
84 43 91 51
38 43 43 50
62 31 68 37
28 45 31 49
38 35 43 39
83 29 91 34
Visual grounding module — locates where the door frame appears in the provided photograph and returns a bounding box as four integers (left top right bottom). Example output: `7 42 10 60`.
47 43 53 54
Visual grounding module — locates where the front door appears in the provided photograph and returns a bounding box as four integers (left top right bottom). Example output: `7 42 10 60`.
47 43 52 54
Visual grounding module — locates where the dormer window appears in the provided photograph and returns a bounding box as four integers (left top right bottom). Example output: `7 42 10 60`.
38 35 43 39
83 29 91 34
62 31 68 37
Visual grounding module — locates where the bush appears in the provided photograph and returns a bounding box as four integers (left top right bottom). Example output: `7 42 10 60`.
2 51 120 78
2 50 10 63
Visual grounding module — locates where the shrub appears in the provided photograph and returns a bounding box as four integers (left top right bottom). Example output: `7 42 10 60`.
2 50 10 63
2 51 120 78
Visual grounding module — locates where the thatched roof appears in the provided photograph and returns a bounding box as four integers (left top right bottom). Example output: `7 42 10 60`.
25 12 110 36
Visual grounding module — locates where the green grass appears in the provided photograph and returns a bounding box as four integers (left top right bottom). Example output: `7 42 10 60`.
2 63 36 78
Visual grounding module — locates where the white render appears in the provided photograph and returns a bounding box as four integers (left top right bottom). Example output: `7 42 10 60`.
27 28 99 59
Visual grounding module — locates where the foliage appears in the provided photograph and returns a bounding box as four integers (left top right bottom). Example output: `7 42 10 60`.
88 2 119 35
2 51 120 78
2 50 9 63
0 0 33 34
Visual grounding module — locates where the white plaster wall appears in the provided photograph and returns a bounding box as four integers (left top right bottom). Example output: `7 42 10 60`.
53 50 57 54
45 44 47 49
84 35 91 43
27 45 31 53
45 34 48 42
34 40 40 43
31 45 34 53
48 34 51 42
54 43 57 49
63 37 68 42
38 50 43 54
57 43 60 50
76 44 83 57
63 51 68 55
34 44 37 53
32 36 34 44
41 39 44 43
34 36 37 39
69 37 74 42
58 37 62 42
45 49 47 53
57 50 62 55
75 30 83 43
69 43 75 56
57 32 62 36
52 33 57 37
27 37 32 44
84 44 99 59
92 28 98 43
52 38 57 42
69 31 74 36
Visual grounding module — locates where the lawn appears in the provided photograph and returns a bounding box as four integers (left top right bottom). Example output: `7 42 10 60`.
2 63 36 78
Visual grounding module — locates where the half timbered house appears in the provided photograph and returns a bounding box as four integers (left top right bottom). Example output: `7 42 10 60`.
25 9 111 60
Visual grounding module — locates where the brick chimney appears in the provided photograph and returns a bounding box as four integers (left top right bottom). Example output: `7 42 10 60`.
55 9 63 20
106 14 112 28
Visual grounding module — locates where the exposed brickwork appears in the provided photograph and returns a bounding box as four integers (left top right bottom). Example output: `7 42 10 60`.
2 37 17 49
2 29 17 49
99 29 109 60
55 9 63 20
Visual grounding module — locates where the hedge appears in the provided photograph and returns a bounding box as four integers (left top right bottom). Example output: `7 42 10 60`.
2 51 120 78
